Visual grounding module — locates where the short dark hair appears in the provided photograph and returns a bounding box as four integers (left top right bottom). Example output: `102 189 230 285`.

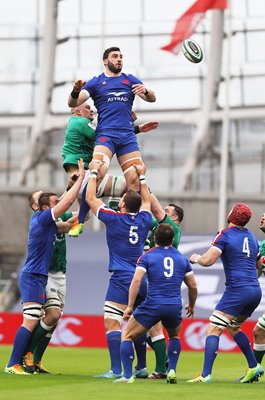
124 190 142 213
155 224 174 246
168 203 184 223
38 192 57 211
103 46 121 60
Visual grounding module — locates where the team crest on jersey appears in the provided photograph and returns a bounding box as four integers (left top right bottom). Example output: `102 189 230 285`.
102 81 107 85
122 79 129 85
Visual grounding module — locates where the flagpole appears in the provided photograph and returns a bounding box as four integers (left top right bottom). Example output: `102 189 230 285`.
218 0 231 230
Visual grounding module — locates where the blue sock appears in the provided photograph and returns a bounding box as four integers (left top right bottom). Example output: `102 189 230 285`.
202 335 219 377
121 340 134 379
134 334 146 370
233 331 257 368
78 183 90 224
168 338 181 371
106 331 122 374
7 326 32 367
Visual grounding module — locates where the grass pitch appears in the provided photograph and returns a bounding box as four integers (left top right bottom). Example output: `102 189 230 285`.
0 345 264 400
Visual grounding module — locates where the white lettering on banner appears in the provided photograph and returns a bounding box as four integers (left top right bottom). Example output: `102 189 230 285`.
183 321 236 351
51 317 82 346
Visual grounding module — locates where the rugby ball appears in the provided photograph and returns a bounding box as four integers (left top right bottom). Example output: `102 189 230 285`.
182 39 203 63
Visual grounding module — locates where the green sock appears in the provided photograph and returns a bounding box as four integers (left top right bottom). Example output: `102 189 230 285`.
254 349 265 364
152 338 167 374
26 323 50 353
33 336 52 364
146 336 154 349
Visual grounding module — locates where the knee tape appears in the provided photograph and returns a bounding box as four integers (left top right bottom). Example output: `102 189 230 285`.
23 303 43 321
257 314 265 330
229 317 243 329
209 312 230 330
104 301 124 324
44 297 61 311
93 152 110 169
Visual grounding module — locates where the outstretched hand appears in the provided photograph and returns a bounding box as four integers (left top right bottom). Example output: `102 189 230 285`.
89 159 104 172
78 158 85 178
139 121 159 133
73 79 86 92
133 161 146 176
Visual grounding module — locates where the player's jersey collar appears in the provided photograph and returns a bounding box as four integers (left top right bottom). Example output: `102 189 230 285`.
104 72 122 78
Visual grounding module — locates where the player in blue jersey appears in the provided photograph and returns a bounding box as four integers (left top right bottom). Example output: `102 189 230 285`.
114 223 197 383
22 189 77 374
86 159 152 379
144 193 184 379
68 46 156 194
187 203 264 384
5 160 85 375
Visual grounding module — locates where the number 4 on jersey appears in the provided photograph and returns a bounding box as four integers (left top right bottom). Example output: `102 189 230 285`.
242 237 250 257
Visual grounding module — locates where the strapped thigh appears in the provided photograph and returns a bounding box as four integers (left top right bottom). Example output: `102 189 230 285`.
209 312 230 330
23 303 43 320
104 301 124 324
120 157 142 175
93 152 111 169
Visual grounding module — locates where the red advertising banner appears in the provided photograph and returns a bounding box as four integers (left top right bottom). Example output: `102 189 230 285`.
0 313 256 352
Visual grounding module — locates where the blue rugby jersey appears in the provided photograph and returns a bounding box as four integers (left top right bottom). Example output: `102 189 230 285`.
82 73 143 134
21 209 57 276
137 246 193 305
212 226 260 288
97 205 152 273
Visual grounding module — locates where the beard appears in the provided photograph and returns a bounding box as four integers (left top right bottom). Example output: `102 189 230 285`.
108 61 122 74
260 227 265 233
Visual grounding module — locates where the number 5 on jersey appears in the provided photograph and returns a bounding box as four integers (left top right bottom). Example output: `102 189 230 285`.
129 226 139 244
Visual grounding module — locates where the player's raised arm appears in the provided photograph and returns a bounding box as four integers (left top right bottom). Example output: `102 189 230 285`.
134 162 151 212
68 79 89 107
86 160 105 215
53 159 85 219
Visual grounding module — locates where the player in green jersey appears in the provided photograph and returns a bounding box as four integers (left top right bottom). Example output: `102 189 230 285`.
62 103 95 173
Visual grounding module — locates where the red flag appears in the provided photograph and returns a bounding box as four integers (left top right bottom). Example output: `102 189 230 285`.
161 0 227 55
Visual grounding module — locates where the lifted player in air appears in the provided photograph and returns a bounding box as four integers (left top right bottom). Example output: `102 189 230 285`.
68 46 156 194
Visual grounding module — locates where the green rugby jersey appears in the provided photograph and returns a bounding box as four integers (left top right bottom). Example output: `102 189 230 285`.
49 212 72 274
260 239 265 276
147 214 181 250
62 116 95 169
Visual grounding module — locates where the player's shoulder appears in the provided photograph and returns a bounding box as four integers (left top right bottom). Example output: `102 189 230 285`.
124 72 141 82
